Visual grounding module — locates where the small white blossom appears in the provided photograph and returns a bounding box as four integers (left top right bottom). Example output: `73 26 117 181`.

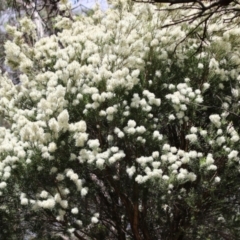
209 114 221 128
21 198 29 205
71 207 79 214
81 188 88 197
48 142 57 152
186 134 197 143
91 217 99 224
198 63 204 69
203 83 210 91
188 172 197 182
215 176 221 183
126 166 136 177
162 175 169 180
200 130 207 136
231 135 239 142
162 144 170 151
190 127 198 133
228 150 238 160
207 164 217 170
127 120 137 128
136 126 146 134
0 182 7 189
88 139 100 149
40 190 48 199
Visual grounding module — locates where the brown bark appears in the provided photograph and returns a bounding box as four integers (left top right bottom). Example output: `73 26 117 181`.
106 168 143 240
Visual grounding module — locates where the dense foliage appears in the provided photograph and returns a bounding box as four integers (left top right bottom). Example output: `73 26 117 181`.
1 1 240 239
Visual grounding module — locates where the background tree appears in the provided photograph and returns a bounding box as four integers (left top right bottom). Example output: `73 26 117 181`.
1 0 240 239
134 0 240 50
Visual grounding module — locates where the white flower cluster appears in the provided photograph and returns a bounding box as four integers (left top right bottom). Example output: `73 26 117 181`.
209 114 221 128
123 119 147 140
0 1 240 236
130 90 161 112
166 82 203 122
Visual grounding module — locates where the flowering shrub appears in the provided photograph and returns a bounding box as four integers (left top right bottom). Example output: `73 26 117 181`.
1 1 240 239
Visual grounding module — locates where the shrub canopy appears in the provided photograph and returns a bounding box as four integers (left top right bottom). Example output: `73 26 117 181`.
1 1 240 239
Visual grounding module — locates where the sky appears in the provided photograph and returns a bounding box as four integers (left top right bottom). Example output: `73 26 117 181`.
69 0 109 14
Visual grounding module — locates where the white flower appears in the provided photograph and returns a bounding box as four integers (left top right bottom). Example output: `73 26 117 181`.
228 150 238 160
56 174 65 181
106 107 116 115
38 198 55 209
127 127 136 135
209 58 219 69
127 120 137 128
200 130 207 136
81 188 88 197
217 129 223 135
40 190 48 199
177 173 185 180
189 151 197 158
190 127 198 133
0 182 7 189
75 133 88 147
209 114 221 128
216 136 225 145
73 121 87 132
169 114 175 120
48 142 57 152
126 166 136 177
214 176 221 183
231 88 239 98
118 132 124 138
155 70 161 77
57 109 69 131
207 164 217 170
60 200 68 209
21 198 28 205
150 39 159 47
88 139 100 149
188 172 197 182
54 193 61 203
66 170 78 181
198 63 204 69
170 147 177 153
4 166 11 172
152 162 161 169
195 89 201 95
203 83 210 90
162 175 169 180
206 154 214 165
162 144 170 151
176 111 184 119
195 97 203 103
48 118 59 132
71 207 79 214
96 158 105 168
231 135 239 142
152 151 159 158
186 134 197 143
135 175 147 184
111 147 119 153
107 135 113 142
76 220 83 226
91 217 99 224
171 164 178 170
161 155 168 162
3 171 11 179
153 131 161 139
218 216 225 223
136 126 146 134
